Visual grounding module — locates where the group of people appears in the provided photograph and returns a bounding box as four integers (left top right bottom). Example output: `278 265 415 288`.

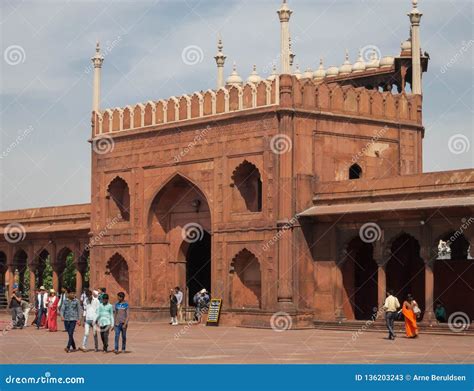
168 287 210 325
9 286 129 354
8 286 61 331
383 290 421 339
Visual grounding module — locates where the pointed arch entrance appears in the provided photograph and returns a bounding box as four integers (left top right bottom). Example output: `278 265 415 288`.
185 231 211 306
341 237 378 320
386 233 425 316
147 173 211 306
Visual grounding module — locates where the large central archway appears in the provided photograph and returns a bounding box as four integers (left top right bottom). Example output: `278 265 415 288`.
147 173 211 306
386 233 425 317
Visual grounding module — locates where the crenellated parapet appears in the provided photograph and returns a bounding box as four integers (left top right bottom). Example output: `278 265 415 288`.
292 78 422 124
92 79 278 137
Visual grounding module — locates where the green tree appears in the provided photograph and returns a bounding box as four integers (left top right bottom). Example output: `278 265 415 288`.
42 258 53 290
62 253 76 291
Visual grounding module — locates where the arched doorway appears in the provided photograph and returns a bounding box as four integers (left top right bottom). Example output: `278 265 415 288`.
434 232 473 321
185 231 211 306
13 249 28 294
386 233 425 316
35 249 50 289
342 237 377 320
147 174 211 306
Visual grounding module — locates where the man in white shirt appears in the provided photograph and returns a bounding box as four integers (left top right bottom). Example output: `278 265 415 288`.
35 286 48 329
174 287 183 324
79 290 100 352
383 289 400 340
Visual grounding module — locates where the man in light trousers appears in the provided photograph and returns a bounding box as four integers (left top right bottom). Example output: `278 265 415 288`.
79 290 100 352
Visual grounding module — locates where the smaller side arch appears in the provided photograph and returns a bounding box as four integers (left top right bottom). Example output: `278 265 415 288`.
105 252 130 294
106 176 131 222
230 248 261 309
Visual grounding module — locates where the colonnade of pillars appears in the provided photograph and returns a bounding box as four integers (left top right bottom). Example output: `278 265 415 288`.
334 254 435 324
4 242 88 302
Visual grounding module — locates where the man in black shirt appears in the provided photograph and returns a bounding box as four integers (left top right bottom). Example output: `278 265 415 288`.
9 290 23 329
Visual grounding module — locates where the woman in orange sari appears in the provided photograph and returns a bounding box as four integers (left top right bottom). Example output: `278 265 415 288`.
46 289 59 332
401 294 419 338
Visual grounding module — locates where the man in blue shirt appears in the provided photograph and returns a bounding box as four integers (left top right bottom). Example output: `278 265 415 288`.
113 292 129 354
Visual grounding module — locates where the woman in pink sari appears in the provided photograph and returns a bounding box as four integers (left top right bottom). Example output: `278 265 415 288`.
401 294 419 338
46 289 59 332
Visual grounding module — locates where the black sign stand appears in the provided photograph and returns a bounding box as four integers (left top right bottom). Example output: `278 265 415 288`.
206 298 222 326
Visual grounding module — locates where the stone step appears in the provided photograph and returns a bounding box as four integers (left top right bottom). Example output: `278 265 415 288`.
313 320 474 336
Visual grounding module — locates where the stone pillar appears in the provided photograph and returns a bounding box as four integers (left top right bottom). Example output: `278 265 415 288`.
91 42 104 112
6 264 14 300
276 74 295 309
277 1 292 74
29 265 37 303
214 36 226 89
373 241 387 315
75 270 83 295
50 242 58 292
334 260 346 321
424 259 434 325
408 0 423 94
377 262 386 309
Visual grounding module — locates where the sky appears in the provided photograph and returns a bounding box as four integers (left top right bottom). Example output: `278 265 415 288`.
0 0 472 211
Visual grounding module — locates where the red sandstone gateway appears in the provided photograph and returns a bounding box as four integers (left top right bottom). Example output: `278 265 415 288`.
0 0 472 329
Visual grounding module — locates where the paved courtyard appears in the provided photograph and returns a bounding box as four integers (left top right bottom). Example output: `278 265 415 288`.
0 315 472 364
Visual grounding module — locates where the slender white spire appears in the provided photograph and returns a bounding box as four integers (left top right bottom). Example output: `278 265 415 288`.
91 41 104 113
277 0 292 74
214 34 226 89
408 0 423 94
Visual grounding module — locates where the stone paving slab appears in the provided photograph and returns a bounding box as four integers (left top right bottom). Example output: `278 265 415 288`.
0 315 472 364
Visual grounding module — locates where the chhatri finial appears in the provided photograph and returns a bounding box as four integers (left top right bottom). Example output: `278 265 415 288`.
226 61 243 86
313 58 326 79
91 40 104 68
345 49 349 62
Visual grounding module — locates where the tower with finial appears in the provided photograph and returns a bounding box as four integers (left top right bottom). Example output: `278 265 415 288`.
91 41 104 113
408 0 423 94
277 0 292 74
214 35 226 89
